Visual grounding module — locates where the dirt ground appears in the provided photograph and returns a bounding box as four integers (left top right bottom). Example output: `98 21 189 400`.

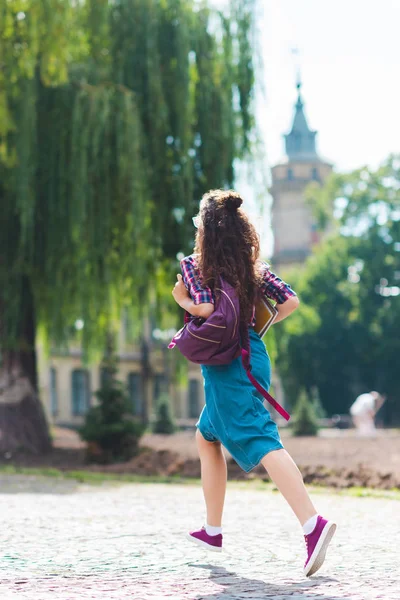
2 426 400 490
138 429 400 489
142 428 400 471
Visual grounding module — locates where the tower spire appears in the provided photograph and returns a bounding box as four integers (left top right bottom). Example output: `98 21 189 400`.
296 71 302 102
284 77 318 162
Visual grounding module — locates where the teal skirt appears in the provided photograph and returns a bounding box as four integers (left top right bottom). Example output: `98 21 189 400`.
197 328 284 472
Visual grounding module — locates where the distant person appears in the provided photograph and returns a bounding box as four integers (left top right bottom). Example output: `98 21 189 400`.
350 391 386 436
171 190 336 577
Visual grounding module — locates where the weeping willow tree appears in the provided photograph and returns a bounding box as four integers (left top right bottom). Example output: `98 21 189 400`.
0 0 257 453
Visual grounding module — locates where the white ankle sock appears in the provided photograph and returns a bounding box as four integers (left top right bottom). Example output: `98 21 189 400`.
302 514 318 535
205 524 222 536
303 515 318 535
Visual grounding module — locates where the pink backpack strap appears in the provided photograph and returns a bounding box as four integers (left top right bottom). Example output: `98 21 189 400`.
240 324 290 422
241 349 290 421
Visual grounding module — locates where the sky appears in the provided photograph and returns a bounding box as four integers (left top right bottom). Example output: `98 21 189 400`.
258 0 400 172
222 0 400 255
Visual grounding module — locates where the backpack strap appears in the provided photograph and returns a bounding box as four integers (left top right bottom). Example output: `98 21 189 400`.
240 323 290 422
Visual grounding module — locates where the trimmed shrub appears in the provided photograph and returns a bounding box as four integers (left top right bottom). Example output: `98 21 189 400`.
153 394 176 435
78 358 145 463
291 389 319 437
311 386 326 420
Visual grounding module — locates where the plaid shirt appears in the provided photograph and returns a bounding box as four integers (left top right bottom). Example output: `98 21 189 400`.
180 254 297 321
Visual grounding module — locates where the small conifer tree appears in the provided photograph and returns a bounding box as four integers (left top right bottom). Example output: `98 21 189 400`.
291 389 320 437
79 355 145 463
153 394 176 435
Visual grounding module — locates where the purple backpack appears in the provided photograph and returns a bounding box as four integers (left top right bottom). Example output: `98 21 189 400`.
168 278 290 421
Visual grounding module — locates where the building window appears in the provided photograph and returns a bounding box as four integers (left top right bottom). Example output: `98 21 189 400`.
128 372 144 417
71 369 91 416
188 379 200 418
153 373 166 403
50 367 58 416
287 167 294 180
311 167 319 181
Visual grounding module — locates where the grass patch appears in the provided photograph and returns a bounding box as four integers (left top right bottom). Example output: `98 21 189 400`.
0 465 399 500
334 486 400 500
228 478 400 500
0 465 199 486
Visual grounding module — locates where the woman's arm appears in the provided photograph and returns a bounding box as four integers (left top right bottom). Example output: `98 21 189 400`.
172 274 215 318
259 263 299 323
180 298 215 319
273 295 300 324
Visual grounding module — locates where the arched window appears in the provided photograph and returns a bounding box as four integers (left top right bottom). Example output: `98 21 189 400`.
188 379 200 418
128 372 144 417
287 168 294 181
311 167 319 181
50 367 58 416
71 369 91 416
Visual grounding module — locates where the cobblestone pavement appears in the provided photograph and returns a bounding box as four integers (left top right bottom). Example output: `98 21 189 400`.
0 476 399 599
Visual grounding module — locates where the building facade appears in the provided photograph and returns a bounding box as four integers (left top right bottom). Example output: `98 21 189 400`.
38 332 204 429
271 81 332 273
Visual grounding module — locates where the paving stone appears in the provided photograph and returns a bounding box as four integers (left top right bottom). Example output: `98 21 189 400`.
0 478 399 599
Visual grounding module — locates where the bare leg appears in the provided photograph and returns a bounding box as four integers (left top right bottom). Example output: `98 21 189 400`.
196 429 227 527
261 448 317 526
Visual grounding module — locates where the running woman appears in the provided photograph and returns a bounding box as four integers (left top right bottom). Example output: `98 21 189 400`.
172 189 336 577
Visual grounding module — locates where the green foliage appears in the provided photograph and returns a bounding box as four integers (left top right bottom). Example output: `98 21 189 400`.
0 0 258 364
291 389 319 437
0 1 88 145
152 394 176 435
310 386 326 420
277 155 400 424
78 356 145 463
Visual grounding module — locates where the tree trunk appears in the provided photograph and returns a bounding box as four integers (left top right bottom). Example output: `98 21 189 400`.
0 278 52 455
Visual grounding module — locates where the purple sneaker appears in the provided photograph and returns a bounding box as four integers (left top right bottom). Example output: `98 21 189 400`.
304 516 336 577
187 527 223 552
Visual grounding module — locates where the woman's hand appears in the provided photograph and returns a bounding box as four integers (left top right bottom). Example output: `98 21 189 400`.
172 274 214 318
172 274 190 308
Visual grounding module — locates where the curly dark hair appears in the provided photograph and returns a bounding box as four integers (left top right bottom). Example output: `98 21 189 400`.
194 189 264 323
